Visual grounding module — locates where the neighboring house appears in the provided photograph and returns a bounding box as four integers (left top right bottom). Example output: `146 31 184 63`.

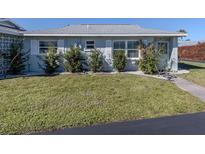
0 19 25 74
0 20 187 73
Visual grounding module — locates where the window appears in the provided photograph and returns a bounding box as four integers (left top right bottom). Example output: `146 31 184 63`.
158 42 168 54
113 41 126 59
113 40 139 59
39 41 57 54
86 40 95 49
113 41 126 50
127 41 139 58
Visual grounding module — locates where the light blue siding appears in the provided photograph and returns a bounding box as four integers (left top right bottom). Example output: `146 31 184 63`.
23 36 178 73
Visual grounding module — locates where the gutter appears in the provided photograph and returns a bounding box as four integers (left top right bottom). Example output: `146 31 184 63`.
23 33 187 37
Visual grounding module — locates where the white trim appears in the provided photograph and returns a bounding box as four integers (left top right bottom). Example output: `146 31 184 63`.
24 33 187 37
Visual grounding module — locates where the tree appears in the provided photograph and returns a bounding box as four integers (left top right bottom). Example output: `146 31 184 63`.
38 47 61 74
6 40 30 75
177 29 187 33
113 50 127 72
64 46 82 73
177 29 187 41
89 48 103 72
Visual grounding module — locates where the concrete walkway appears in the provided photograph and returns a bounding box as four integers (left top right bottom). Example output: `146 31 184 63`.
127 71 205 102
173 77 205 102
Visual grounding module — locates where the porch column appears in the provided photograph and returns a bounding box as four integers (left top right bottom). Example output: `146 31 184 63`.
104 40 113 71
170 37 178 71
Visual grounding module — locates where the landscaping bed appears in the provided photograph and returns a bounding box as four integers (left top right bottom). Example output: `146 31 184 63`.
0 74 204 134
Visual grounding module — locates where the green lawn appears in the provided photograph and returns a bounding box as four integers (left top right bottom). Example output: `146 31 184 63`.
0 74 204 134
179 61 205 87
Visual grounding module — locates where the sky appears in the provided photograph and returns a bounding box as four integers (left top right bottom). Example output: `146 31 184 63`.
11 18 205 41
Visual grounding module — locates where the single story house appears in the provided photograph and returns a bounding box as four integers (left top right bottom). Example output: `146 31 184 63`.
1 19 187 74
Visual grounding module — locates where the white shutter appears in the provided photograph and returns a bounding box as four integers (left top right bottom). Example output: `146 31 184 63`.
105 40 112 60
104 40 113 71
57 40 64 53
30 40 38 55
170 37 178 71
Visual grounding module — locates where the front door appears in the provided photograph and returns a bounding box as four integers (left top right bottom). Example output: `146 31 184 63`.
158 41 169 70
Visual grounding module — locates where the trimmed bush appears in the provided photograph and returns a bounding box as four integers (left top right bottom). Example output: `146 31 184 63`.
6 40 29 75
89 48 103 72
113 50 126 72
64 46 82 73
138 45 159 74
39 47 60 74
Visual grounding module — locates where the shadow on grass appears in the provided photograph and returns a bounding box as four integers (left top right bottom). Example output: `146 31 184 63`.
0 73 60 80
179 62 205 70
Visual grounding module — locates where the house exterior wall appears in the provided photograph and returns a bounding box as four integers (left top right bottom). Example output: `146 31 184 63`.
0 33 22 74
23 36 178 73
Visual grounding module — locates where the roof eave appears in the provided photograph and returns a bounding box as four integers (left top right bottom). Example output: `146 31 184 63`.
0 29 24 36
0 19 26 31
23 33 187 37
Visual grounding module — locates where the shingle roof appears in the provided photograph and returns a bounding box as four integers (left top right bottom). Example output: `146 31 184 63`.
24 24 187 37
0 26 24 35
0 19 25 35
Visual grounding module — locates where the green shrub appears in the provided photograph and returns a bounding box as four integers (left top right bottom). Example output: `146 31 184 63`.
6 40 29 75
113 50 126 72
89 48 103 72
64 46 82 73
39 47 60 74
138 45 159 74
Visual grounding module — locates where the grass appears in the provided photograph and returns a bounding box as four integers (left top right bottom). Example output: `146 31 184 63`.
0 74 205 134
179 61 205 87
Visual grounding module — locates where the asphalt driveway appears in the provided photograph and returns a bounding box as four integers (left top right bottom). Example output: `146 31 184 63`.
34 112 205 135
